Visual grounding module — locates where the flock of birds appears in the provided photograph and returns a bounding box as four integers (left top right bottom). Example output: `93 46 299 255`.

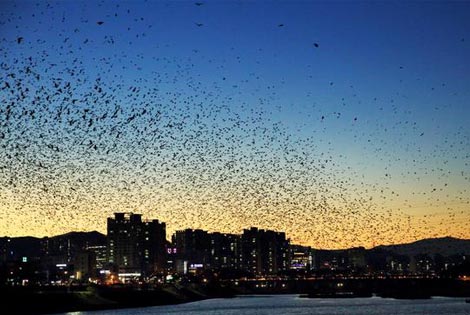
0 1 468 248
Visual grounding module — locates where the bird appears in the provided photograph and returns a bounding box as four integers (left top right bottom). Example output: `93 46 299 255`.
96 21 104 25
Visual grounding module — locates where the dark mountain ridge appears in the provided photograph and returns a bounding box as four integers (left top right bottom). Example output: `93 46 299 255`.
373 236 470 257
1 231 106 259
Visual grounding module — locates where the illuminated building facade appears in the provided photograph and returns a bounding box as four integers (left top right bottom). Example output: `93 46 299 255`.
172 229 210 274
209 232 242 270
290 244 315 270
241 227 290 275
106 212 166 278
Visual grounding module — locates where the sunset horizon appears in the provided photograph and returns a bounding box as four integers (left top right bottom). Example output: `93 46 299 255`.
1 0 469 250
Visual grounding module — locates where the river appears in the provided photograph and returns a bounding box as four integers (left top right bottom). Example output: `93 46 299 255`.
62 295 470 315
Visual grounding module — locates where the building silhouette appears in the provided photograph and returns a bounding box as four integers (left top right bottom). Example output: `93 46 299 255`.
171 228 289 275
172 229 210 274
107 213 166 278
241 227 289 275
209 232 242 270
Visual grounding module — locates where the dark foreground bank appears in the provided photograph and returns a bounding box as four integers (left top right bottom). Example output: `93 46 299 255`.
233 277 470 299
2 283 236 314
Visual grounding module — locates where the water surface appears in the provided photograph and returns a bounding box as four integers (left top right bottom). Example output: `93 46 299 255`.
63 295 470 315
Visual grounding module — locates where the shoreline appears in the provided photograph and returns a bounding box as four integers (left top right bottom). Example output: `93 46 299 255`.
4 279 470 314
3 284 230 315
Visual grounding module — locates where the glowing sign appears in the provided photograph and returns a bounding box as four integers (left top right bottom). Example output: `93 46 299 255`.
189 263 203 269
118 273 141 277
167 247 177 254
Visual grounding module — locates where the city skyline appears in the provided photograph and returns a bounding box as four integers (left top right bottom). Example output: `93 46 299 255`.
2 211 469 252
3 211 469 282
1 1 469 249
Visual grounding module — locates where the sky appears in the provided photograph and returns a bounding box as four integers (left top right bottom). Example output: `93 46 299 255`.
0 0 469 249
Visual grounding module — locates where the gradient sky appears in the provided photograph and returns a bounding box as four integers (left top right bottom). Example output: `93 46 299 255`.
0 0 469 249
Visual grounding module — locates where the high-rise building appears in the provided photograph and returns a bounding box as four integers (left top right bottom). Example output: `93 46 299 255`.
172 229 210 274
141 219 167 276
106 213 166 278
209 232 242 270
86 245 107 270
73 250 96 281
241 227 290 275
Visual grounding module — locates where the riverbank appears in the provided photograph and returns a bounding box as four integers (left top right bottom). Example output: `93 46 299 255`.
2 283 236 314
3 278 470 314
230 277 470 298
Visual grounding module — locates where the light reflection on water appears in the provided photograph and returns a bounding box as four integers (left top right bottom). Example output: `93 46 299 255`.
64 295 470 315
